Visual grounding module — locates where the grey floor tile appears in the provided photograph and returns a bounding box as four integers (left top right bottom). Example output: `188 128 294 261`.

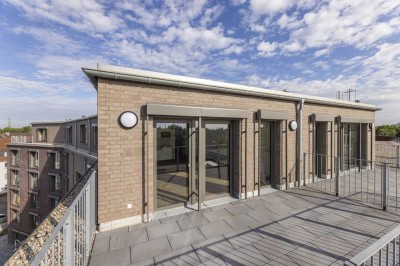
159 213 189 224
275 225 319 247
223 227 263 249
224 213 257 230
168 228 206 250
249 220 286 237
131 237 172 263
177 213 210 230
282 244 338 265
246 209 277 223
224 203 253 215
96 226 129 240
129 258 155 266
110 228 148 251
92 235 110 255
251 235 296 261
192 236 235 262
129 220 161 232
204 209 233 222
221 244 269 266
147 222 181 240
199 220 234 239
89 247 131 266
154 246 201 266
199 256 227 266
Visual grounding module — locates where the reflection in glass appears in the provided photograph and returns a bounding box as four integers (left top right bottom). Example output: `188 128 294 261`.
260 122 272 186
343 124 359 170
205 122 230 199
156 122 189 209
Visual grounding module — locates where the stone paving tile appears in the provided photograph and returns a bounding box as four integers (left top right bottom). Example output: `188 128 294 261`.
223 213 257 230
129 258 155 266
159 213 189 224
92 235 110 255
89 247 131 266
147 222 181 240
221 244 269 266
96 226 129 240
110 228 148 251
251 235 297 261
249 220 286 236
275 216 305 229
203 208 233 222
246 208 278 223
131 237 172 264
167 228 206 250
154 246 201 266
177 213 210 231
199 220 234 239
129 220 161 232
192 235 235 262
199 256 227 266
275 225 319 247
279 244 338 266
224 203 253 215
223 226 263 249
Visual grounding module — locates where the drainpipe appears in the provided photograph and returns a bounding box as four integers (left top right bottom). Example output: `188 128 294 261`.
296 99 305 187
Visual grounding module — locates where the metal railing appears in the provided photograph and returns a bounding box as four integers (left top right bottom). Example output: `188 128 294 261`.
345 224 400 266
6 164 97 266
303 153 400 212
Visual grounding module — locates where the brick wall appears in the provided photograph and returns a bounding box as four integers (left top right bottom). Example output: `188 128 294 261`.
97 77 375 224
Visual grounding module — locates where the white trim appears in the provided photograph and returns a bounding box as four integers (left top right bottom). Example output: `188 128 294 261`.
99 214 147 232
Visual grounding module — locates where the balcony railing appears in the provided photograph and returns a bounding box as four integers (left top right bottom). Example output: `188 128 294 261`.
6 163 97 266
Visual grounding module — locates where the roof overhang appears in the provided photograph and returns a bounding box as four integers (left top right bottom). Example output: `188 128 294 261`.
82 64 381 112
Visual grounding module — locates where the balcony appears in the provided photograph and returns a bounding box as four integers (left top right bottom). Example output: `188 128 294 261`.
5 155 400 265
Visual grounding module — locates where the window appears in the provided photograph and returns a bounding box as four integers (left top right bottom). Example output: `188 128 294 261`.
49 175 60 192
11 190 19 205
49 197 60 209
80 124 87 144
66 126 72 144
30 214 40 229
29 151 39 169
11 170 19 186
11 209 20 223
49 152 60 170
30 193 39 209
10 150 19 166
92 125 98 151
65 153 69 175
37 128 47 142
29 172 39 190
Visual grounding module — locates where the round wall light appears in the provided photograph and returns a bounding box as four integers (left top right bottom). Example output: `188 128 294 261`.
118 111 138 129
289 120 298 131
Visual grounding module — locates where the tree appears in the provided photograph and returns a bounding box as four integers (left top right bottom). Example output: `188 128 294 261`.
376 124 400 137
0 126 32 133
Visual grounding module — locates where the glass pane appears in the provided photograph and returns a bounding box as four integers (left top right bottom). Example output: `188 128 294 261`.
260 122 272 186
205 122 230 199
156 122 189 209
343 124 350 170
350 124 359 168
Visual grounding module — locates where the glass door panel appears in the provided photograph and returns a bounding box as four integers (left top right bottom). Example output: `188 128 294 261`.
260 122 272 186
156 122 189 209
205 122 230 199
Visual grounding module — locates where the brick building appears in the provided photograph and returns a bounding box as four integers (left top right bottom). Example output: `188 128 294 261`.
7 116 97 242
82 64 379 231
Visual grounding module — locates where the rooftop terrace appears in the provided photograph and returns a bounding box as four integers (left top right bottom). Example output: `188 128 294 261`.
89 187 400 266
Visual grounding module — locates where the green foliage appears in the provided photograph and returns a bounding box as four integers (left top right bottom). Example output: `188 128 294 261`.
0 126 32 133
376 124 400 137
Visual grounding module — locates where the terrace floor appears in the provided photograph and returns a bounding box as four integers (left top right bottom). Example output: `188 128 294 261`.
89 187 400 266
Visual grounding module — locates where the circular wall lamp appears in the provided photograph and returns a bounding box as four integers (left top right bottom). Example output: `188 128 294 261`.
289 120 298 131
118 111 138 129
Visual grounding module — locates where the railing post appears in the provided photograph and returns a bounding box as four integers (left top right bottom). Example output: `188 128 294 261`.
382 163 388 211
85 186 91 263
336 156 340 196
396 146 400 168
303 153 306 185
63 211 74 265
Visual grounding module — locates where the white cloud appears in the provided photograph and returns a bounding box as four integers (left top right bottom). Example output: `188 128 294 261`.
249 0 293 17
4 0 122 34
257 41 278 56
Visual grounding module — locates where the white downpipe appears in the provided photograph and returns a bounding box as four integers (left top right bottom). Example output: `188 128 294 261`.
296 99 305 187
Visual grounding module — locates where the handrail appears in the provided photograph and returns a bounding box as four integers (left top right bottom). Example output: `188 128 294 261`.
345 224 400 265
6 162 97 265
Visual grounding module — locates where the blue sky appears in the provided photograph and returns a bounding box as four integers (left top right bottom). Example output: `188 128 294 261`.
0 0 399 127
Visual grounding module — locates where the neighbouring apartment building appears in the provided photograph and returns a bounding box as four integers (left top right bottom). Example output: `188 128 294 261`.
0 136 11 193
7 116 97 243
82 64 379 231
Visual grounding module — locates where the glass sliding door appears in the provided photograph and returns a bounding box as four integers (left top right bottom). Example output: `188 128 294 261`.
205 121 231 200
156 121 189 209
343 124 360 170
260 122 273 186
